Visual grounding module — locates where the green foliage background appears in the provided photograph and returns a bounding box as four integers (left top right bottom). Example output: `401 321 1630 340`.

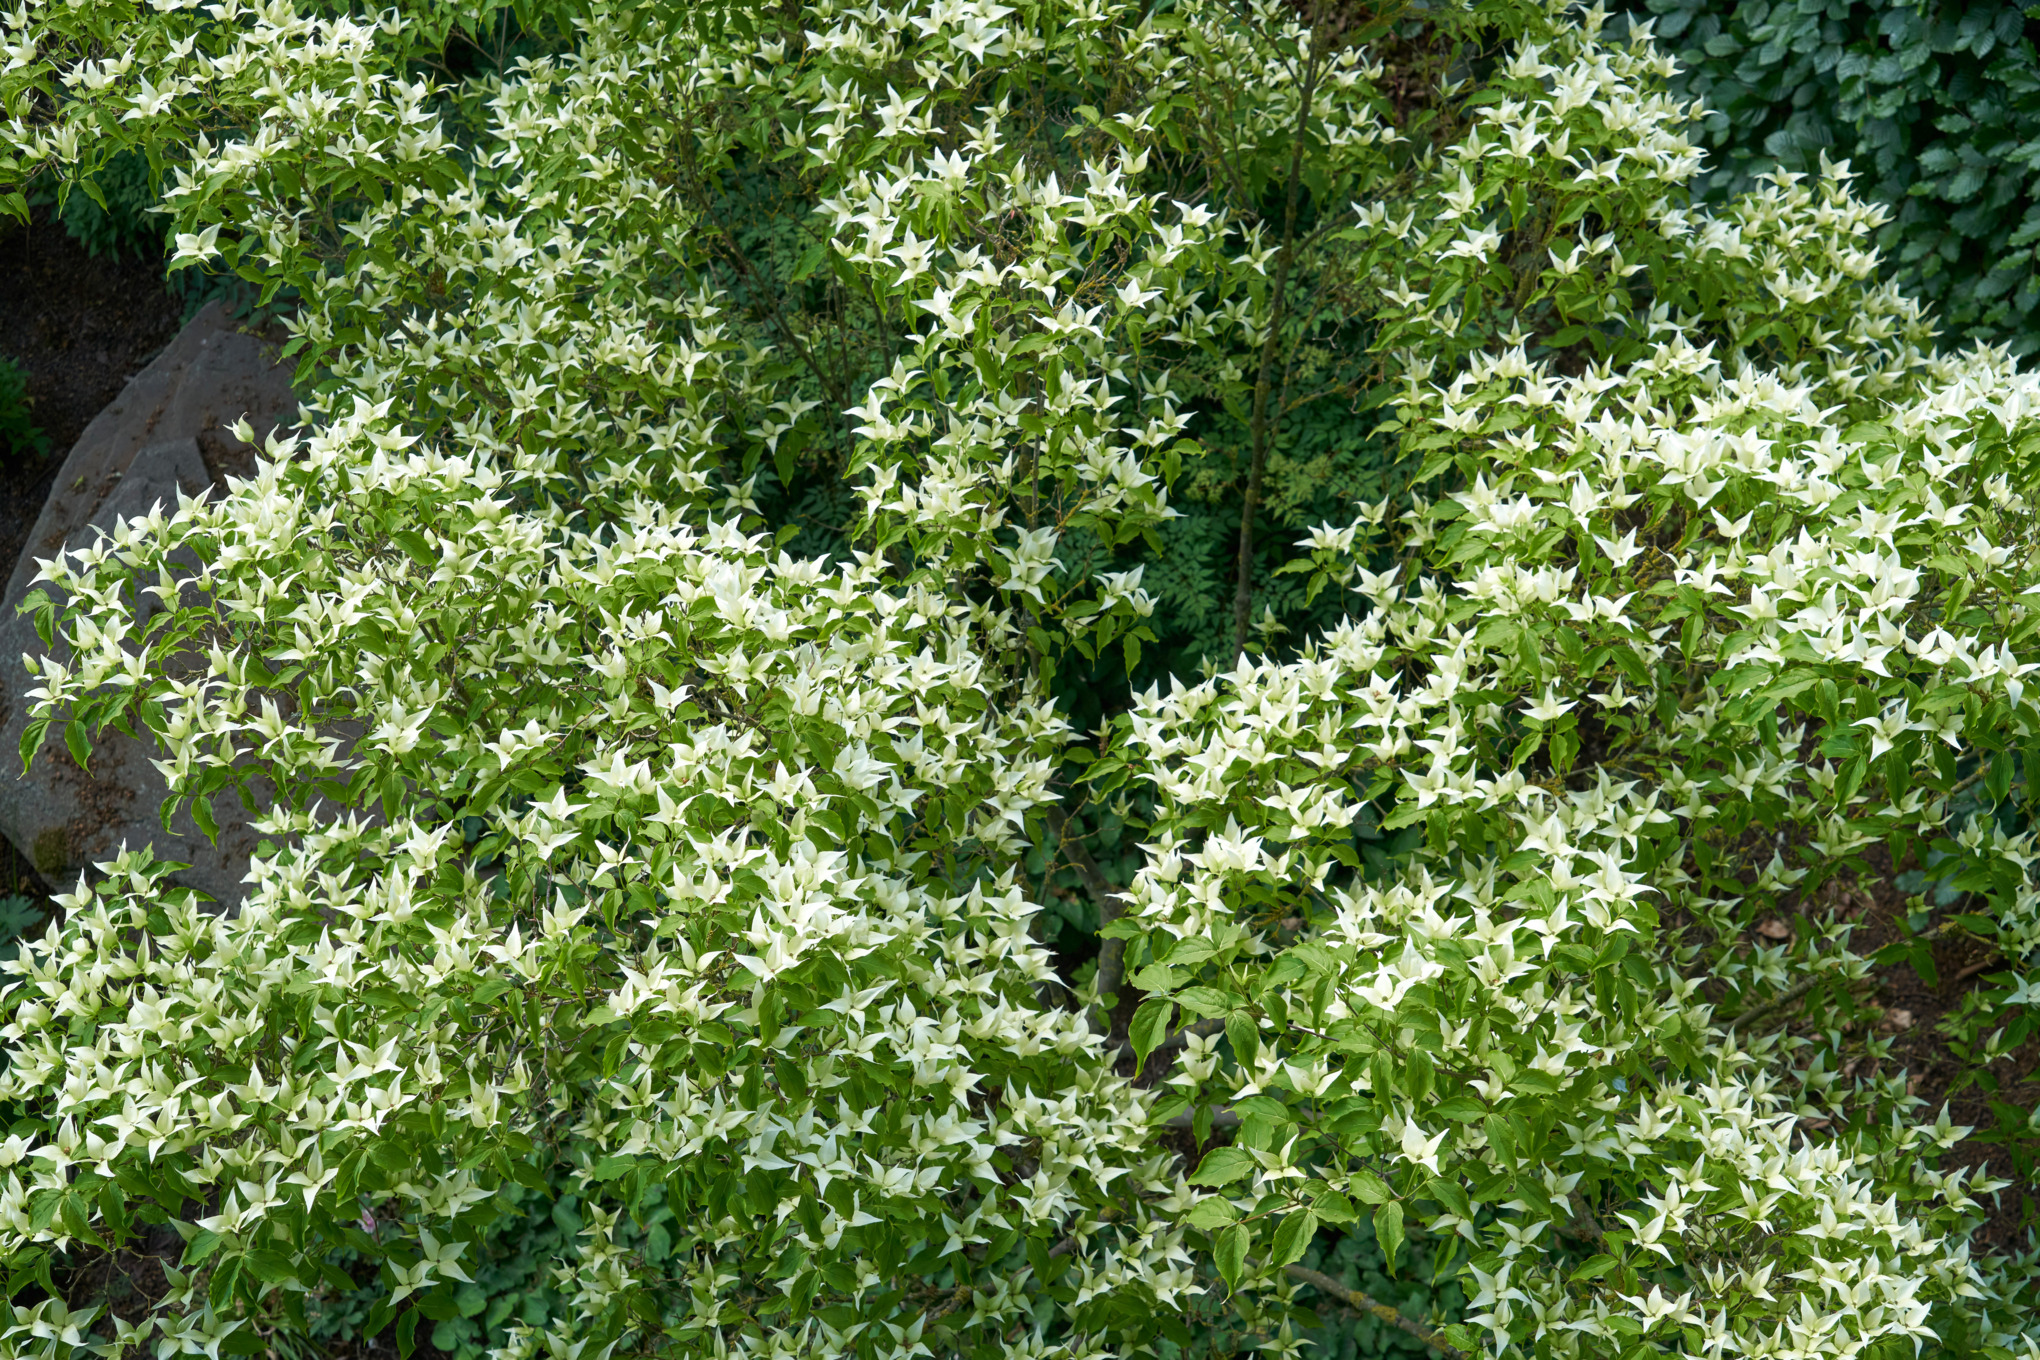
32 147 165 262
286 1154 1471 1360
0 358 47 465
1638 0 2040 354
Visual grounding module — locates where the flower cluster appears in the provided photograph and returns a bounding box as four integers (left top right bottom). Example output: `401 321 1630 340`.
0 0 2036 1358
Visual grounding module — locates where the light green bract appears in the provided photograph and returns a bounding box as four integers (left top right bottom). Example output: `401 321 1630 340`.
0 0 2035 1358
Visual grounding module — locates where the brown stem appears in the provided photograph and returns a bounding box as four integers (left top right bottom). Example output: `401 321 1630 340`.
1047 804 1125 1037
705 210 844 413
924 1283 974 1325
1941 762 1989 806
1231 30 1326 662
1048 1207 1124 1259
1952 954 2005 986
1283 1265 1471 1360
1720 971 1876 1034
1564 1190 1607 1243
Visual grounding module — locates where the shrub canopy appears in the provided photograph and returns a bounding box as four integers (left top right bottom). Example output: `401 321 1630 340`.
0 1 2036 1359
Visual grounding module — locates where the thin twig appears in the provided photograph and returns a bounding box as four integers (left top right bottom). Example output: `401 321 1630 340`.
1231 25 1329 661
1284 1265 1471 1360
1046 804 1126 1037
1720 971 1875 1033
1940 763 1989 807
1564 1191 1606 1244
1952 953 2006 986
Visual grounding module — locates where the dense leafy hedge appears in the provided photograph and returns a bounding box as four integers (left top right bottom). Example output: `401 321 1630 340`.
1641 0 2040 354
0 4 2037 1360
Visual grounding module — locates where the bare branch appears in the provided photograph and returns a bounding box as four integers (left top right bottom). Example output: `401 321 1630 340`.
1283 1265 1471 1360
1045 804 1127 1038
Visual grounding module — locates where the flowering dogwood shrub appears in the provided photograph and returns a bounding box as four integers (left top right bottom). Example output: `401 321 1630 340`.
0 0 2037 1358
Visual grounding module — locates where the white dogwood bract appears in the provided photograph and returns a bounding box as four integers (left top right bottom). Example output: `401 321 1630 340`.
0 0 2036 1358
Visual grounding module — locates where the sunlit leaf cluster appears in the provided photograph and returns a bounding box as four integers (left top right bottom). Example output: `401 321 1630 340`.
0 0 2035 1358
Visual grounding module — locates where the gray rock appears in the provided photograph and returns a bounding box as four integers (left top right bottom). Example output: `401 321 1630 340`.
0 303 303 908
5 302 300 603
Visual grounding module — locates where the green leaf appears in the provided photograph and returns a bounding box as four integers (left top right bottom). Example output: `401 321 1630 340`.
787 237 827 284
1225 1010 1259 1068
1176 986 1234 1017
471 978 514 1006
1380 800 1427 831
1836 754 1868 806
1213 1223 1250 1291
1348 1168 1392 1204
1270 1207 1318 1268
192 794 220 845
1571 1254 1616 1281
1310 1187 1357 1225
1432 1095 1486 1122
219 1322 262 1356
1987 753 2014 806
1184 1197 1239 1231
185 1230 224 1267
1129 963 1179 994
58 1193 102 1248
1233 1095 1293 1124
1129 997 1173 1071
1375 1201 1405 1276
1425 1177 1471 1219
1188 1146 1254 1187
17 717 48 777
63 720 89 773
243 1250 298 1285
1484 1113 1517 1167
1909 938 1940 988
390 530 436 569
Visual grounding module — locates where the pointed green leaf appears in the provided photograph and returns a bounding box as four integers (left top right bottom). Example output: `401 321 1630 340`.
1184 1197 1238 1231
1375 1201 1405 1276
1348 1168 1392 1204
1270 1207 1317 1268
1213 1223 1249 1291
63 720 89 773
1129 997 1173 1071
1225 1010 1258 1068
1188 1146 1254 1187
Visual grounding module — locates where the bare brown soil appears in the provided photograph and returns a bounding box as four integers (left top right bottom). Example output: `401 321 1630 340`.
1840 846 2040 1249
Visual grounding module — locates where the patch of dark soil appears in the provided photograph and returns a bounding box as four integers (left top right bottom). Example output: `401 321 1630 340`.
47 1237 448 1360
1835 845 2040 1251
0 207 183 589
